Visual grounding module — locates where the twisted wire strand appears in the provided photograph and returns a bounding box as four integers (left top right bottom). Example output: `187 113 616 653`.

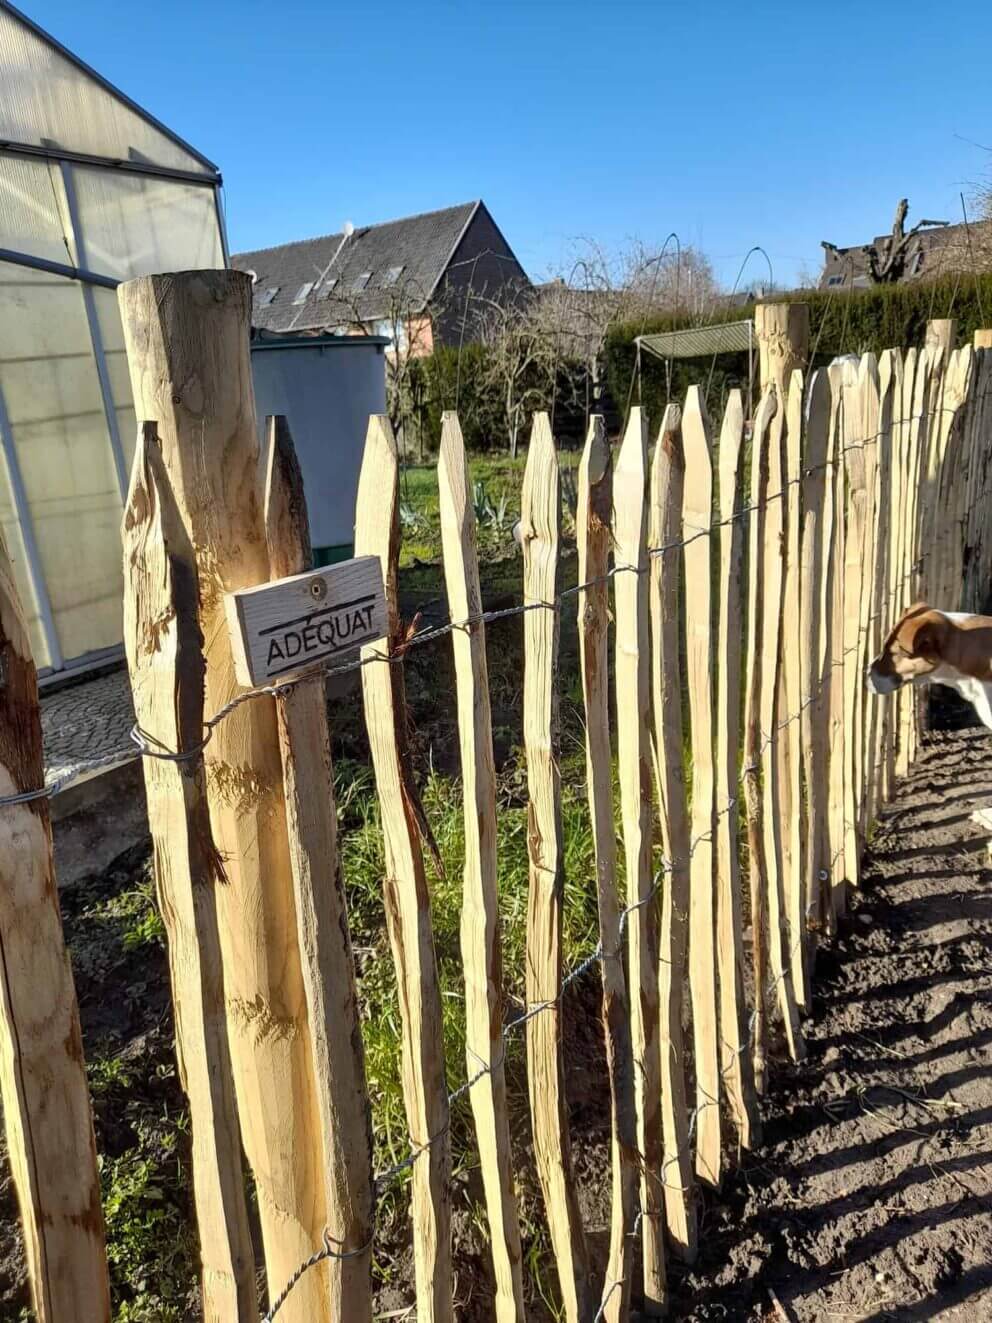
4 385 986 1319
259 433 992 1319
7 389 987 810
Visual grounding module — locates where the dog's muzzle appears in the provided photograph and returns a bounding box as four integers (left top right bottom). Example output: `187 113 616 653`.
866 662 903 695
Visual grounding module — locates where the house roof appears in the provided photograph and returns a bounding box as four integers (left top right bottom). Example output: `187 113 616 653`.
232 201 481 332
819 220 992 289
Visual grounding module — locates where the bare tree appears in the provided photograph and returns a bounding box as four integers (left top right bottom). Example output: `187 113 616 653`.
475 293 559 456
530 237 717 412
822 198 949 284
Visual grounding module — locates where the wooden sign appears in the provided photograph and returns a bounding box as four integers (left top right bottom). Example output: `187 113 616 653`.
225 555 386 687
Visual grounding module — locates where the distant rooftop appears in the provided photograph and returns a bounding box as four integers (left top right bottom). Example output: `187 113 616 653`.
233 201 482 332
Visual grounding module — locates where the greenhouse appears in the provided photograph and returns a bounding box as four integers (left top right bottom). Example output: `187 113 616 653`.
0 1 226 673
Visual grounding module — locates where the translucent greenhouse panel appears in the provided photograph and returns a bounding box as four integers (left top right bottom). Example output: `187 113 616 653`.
0 442 50 668
0 152 72 264
91 285 137 470
0 6 215 175
0 261 124 663
72 167 223 282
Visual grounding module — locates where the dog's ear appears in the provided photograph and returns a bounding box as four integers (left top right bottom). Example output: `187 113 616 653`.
911 621 941 662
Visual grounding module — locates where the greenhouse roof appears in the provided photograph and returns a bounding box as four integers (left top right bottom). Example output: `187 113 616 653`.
0 1 221 182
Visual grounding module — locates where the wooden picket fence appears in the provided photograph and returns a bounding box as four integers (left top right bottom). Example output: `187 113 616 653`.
2 274 992 1323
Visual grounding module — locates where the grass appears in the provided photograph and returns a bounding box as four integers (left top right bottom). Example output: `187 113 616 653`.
52 859 201 1323
9 446 602 1322
396 450 581 567
339 750 602 1192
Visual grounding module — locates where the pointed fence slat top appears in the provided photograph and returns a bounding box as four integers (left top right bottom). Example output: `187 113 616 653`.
5 304 992 1323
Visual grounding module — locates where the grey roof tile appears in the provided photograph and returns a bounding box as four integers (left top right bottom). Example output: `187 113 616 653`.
232 201 479 332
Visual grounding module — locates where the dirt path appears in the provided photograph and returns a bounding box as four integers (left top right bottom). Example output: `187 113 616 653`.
3 717 992 1319
671 721 992 1321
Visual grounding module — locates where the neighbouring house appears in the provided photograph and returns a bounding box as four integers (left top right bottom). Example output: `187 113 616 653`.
232 200 530 355
819 218 992 291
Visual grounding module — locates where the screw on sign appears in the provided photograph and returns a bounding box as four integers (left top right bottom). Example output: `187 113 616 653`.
225 556 387 687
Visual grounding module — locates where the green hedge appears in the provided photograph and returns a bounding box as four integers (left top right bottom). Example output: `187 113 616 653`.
403 346 589 453
604 274 992 425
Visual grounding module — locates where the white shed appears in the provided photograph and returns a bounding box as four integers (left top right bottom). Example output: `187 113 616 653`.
0 2 226 675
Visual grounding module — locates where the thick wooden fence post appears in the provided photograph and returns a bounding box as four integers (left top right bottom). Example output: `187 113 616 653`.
262 418 374 1319
0 535 110 1323
576 417 637 1323
355 417 453 1323
614 407 666 1312
118 271 334 1322
521 415 591 1322
713 392 760 1149
925 318 956 358
755 302 810 394
123 425 255 1322
681 388 721 1187
648 405 697 1260
437 413 525 1323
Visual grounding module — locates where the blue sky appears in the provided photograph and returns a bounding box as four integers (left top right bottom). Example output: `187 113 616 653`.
28 0 992 289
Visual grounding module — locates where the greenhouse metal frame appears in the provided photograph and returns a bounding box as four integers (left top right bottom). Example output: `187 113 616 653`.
0 1 226 673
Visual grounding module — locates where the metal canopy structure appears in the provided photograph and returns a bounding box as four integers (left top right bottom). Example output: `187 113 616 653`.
0 2 226 673
636 319 753 361
635 318 756 419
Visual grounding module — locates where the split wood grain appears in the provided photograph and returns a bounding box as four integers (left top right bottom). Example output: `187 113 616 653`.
840 360 868 890
263 417 374 1320
799 371 832 951
614 407 667 1312
882 350 906 797
576 417 637 1323
0 535 110 1323
680 387 721 1186
713 391 760 1149
123 425 255 1323
437 413 525 1323
826 364 848 928
781 372 808 1008
757 385 805 1061
648 405 697 1260
521 415 591 1322
866 353 896 820
118 270 332 1322
898 351 923 772
355 416 453 1323
856 357 881 845
744 387 779 1091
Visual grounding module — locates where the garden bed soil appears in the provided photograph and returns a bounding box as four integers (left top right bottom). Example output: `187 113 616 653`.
2 710 992 1319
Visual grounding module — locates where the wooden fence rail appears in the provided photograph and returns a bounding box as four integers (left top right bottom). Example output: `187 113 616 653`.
3 286 992 1323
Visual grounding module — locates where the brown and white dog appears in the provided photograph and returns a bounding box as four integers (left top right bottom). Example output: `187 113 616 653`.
866 603 992 729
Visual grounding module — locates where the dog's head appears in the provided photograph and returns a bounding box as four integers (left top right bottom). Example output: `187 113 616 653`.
867 603 947 694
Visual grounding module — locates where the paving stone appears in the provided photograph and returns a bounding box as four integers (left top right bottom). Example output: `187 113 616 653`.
41 668 136 784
